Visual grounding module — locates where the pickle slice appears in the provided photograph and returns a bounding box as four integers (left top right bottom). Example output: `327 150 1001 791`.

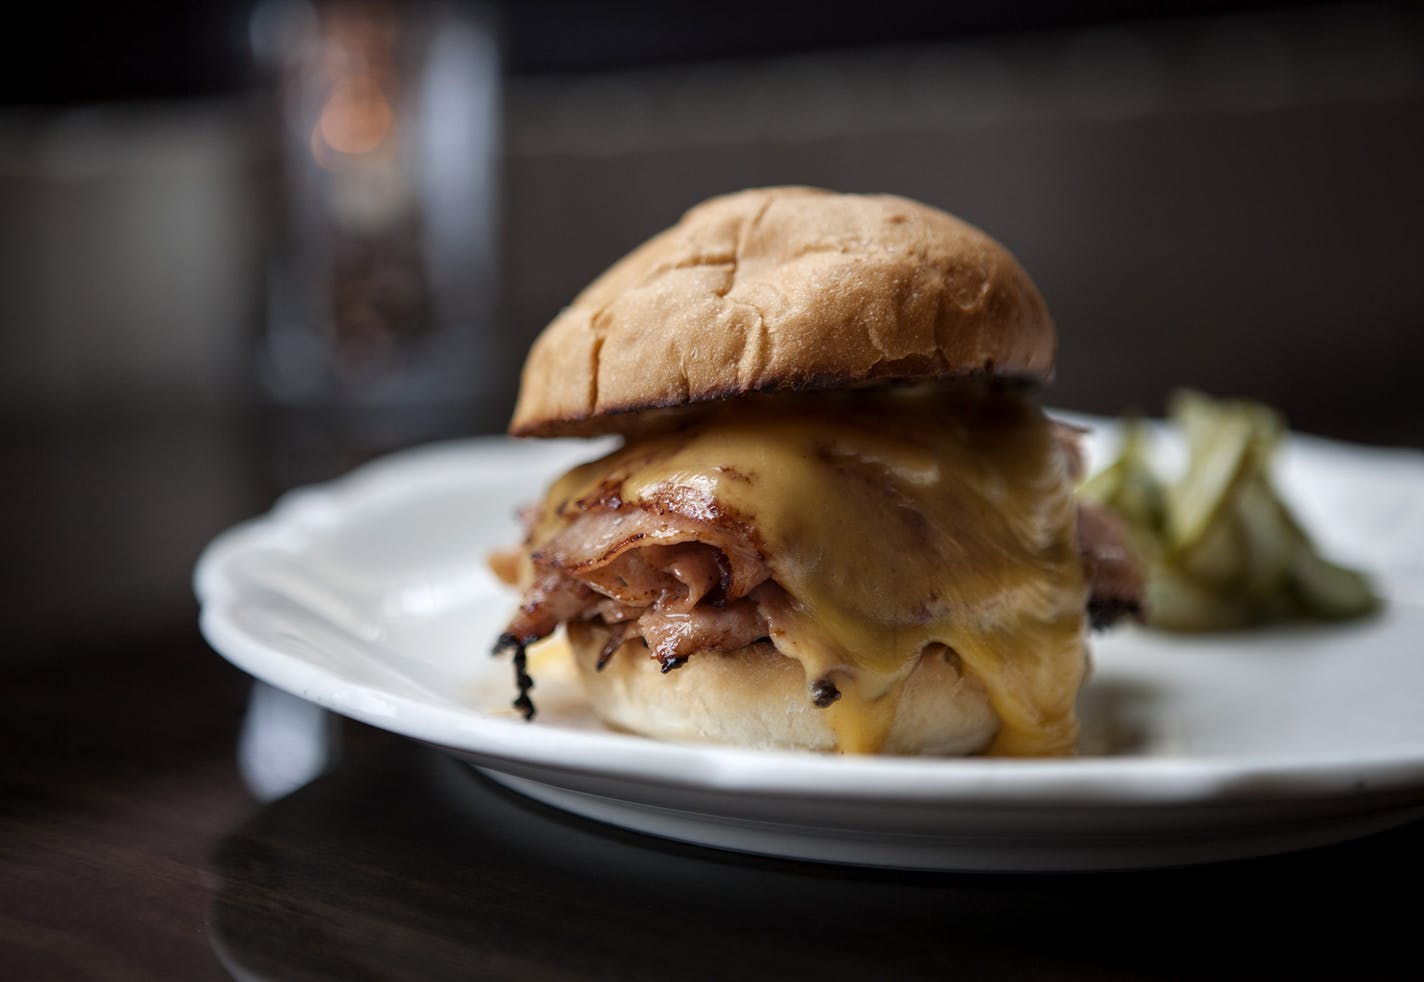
1273 499 1380 620
1145 564 1255 632
1165 390 1281 555
1233 475 1295 602
1079 418 1164 538
1287 542 1379 620
1167 420 1247 550
1079 390 1379 632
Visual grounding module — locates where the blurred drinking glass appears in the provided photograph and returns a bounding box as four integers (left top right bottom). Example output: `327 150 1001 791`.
249 0 501 488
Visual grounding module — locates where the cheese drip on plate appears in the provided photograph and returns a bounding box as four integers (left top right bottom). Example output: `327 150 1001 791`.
531 383 1088 756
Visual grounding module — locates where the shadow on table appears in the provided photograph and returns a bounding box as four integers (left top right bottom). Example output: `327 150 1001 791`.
209 737 1415 980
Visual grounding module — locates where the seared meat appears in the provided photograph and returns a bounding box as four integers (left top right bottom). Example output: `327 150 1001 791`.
502 499 1145 666
536 503 768 600
496 425 1145 701
636 598 770 670
1077 502 1147 628
497 496 776 690
502 566 596 644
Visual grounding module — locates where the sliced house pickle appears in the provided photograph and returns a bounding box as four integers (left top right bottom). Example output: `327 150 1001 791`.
1078 390 1378 631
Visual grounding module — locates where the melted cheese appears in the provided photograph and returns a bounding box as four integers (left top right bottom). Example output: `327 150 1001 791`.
533 383 1088 756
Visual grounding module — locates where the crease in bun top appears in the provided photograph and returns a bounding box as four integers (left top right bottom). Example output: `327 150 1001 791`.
492 186 1142 757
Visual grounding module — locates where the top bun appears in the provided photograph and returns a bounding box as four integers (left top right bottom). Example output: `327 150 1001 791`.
511 187 1055 437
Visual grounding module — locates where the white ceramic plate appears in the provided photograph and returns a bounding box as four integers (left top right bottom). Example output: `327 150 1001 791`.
196 422 1424 871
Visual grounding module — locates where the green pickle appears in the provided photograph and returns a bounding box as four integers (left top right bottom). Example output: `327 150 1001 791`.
1081 390 1379 632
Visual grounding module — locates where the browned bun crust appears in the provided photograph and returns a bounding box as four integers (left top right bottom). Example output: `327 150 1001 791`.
567 621 1000 755
511 187 1055 438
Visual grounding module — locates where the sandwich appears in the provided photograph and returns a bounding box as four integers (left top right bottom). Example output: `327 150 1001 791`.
491 187 1141 756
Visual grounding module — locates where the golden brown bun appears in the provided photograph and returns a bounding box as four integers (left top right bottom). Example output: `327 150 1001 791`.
567 621 1000 755
511 187 1054 437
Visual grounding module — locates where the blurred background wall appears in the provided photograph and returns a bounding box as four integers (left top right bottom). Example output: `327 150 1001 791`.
2 0 1421 652
503 6 1424 443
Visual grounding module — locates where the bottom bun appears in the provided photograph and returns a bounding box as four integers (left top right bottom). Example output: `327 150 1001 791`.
567 621 1000 755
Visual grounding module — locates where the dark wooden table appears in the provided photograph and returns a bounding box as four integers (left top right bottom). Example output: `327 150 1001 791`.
6 631 1424 981
3 413 1421 980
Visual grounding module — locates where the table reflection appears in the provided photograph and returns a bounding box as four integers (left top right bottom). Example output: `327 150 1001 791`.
209 734 1417 980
